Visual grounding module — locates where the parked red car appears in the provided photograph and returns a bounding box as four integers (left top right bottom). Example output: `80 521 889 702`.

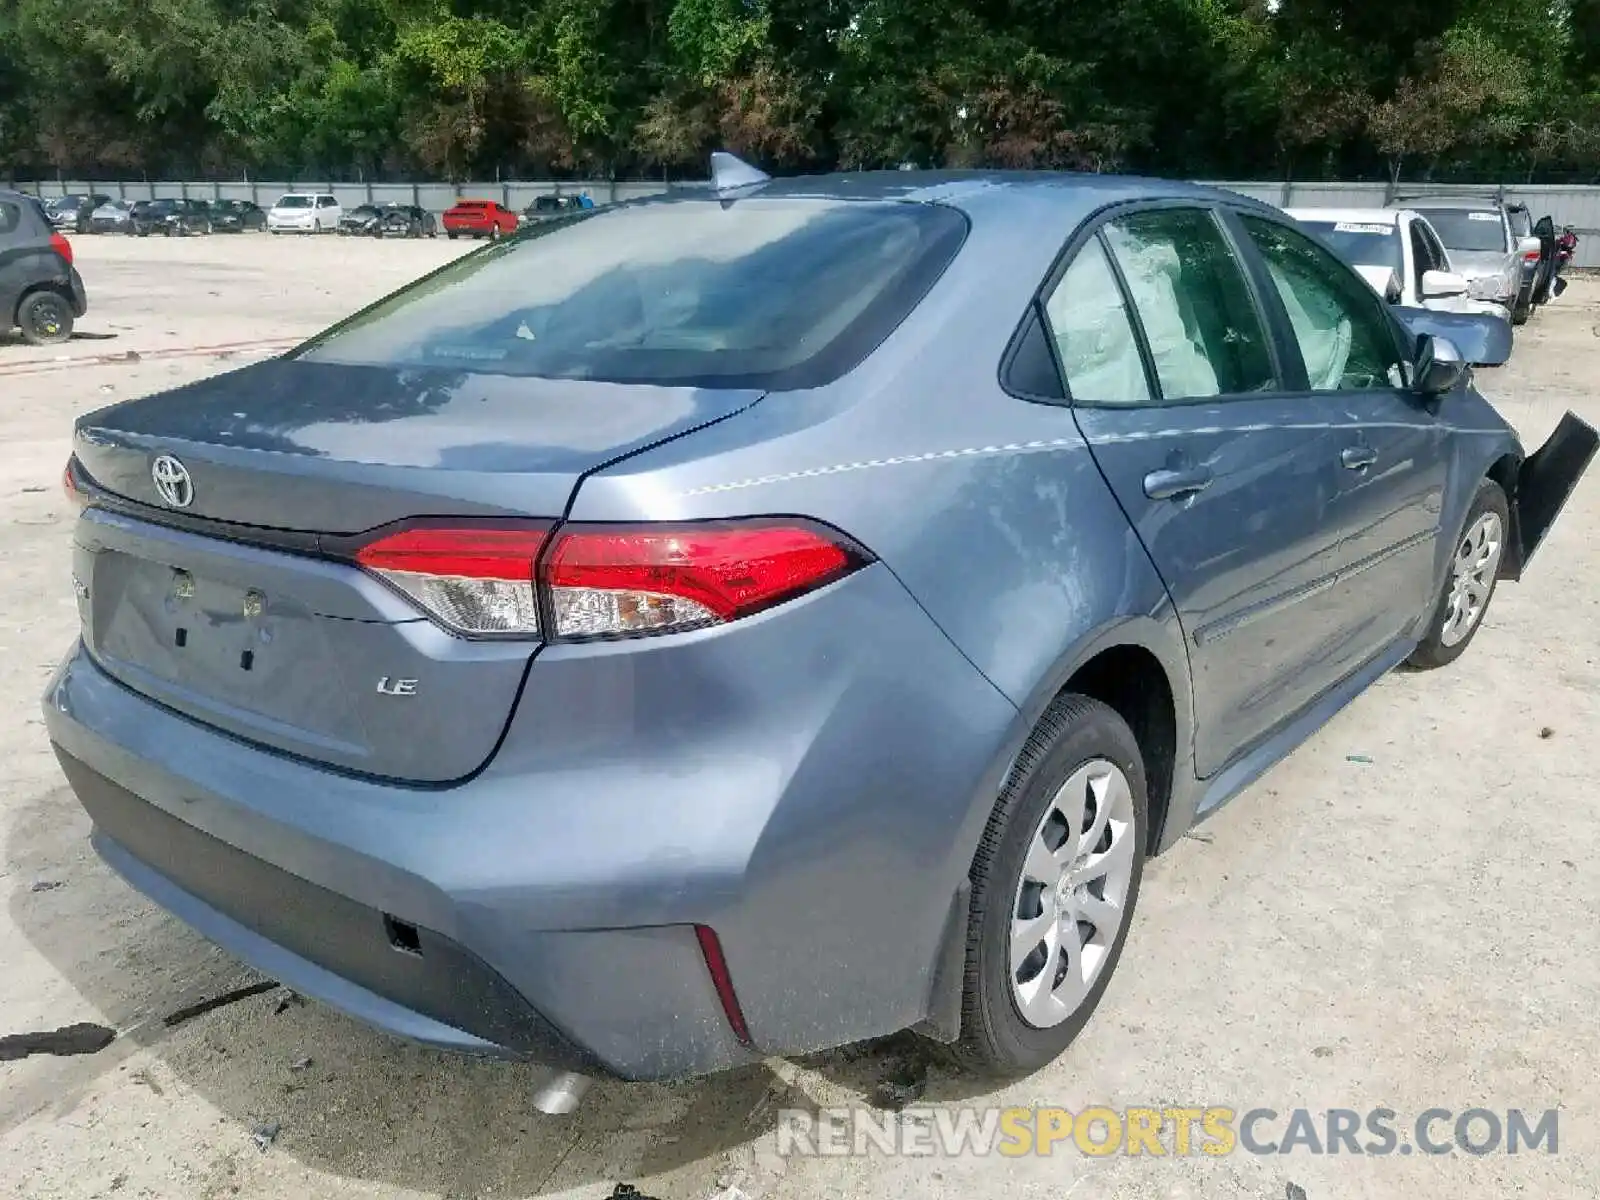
441 199 519 241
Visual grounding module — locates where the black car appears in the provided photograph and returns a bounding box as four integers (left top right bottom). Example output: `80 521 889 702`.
520 194 582 226
47 194 113 234
209 199 266 233
131 198 211 237
375 203 437 238
1 189 89 345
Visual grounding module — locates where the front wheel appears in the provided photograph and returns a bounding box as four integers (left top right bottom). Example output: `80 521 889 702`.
446 231 458 240
954 694 1147 1075
17 290 75 345
1407 479 1510 669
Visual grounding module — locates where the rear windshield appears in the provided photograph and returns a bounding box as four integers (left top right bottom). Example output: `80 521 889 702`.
1298 221 1403 275
276 195 313 209
0 202 19 235
296 197 968 389
1415 208 1507 253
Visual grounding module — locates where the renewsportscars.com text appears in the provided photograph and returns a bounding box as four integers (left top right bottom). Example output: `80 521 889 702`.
775 1106 1559 1158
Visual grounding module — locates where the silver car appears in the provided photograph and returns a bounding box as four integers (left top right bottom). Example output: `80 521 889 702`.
1391 195 1533 318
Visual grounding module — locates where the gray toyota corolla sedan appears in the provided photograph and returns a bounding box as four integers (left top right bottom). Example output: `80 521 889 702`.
46 161 1596 1096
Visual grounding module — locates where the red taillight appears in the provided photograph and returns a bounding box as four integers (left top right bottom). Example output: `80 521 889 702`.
355 525 550 636
695 925 752 1045
63 460 86 509
1524 250 1541 263
350 519 868 641
542 521 866 640
50 231 73 266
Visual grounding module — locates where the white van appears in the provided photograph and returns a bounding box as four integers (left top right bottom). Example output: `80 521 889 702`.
266 193 342 234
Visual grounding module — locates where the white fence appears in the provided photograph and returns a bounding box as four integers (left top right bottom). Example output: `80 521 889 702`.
14 175 1600 267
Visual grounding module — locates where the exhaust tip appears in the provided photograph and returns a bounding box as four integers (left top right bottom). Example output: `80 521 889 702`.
532 1070 593 1115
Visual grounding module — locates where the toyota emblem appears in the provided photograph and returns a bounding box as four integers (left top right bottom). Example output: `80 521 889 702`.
151 455 194 508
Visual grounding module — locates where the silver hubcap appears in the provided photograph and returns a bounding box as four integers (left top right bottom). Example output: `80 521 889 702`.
1441 511 1503 647
1009 759 1137 1029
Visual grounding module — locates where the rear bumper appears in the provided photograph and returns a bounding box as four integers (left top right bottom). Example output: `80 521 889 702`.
44 565 1017 1078
68 268 88 317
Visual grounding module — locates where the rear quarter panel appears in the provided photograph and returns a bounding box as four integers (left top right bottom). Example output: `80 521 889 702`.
566 188 1200 988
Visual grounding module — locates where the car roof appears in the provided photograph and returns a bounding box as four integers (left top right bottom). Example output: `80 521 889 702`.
672 170 1283 234
1285 206 1400 227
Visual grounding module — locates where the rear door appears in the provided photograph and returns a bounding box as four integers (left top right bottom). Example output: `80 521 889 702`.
1046 203 1356 776
1232 211 1447 663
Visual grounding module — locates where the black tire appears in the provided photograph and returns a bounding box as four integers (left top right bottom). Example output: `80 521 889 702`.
447 231 458 240
954 693 1148 1076
17 290 74 345
1407 478 1511 670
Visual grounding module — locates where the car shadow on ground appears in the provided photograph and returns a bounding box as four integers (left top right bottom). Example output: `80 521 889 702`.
5 783 1001 1195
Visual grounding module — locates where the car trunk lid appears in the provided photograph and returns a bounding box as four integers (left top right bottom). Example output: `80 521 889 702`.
71 358 762 780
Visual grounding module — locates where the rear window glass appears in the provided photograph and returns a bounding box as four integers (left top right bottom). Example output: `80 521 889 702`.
0 202 19 235
1415 208 1507 253
297 197 968 389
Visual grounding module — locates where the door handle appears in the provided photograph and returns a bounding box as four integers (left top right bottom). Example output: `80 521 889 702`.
1341 446 1378 470
1143 466 1215 500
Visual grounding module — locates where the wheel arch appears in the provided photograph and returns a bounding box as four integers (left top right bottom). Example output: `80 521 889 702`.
987 615 1196 865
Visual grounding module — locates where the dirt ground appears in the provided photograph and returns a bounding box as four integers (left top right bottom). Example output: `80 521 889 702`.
1 234 1597 1200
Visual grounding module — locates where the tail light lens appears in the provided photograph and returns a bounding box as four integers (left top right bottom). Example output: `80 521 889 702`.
62 459 87 509
543 521 867 640
351 519 869 641
355 526 549 636
1524 250 1541 263
50 231 73 266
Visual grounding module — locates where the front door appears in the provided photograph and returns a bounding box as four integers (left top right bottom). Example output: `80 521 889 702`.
1233 211 1449 661
1042 205 1358 776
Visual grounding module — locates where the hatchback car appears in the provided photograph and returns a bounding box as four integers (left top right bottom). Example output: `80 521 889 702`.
2 189 88 344
442 199 519 239
48 166 1596 1094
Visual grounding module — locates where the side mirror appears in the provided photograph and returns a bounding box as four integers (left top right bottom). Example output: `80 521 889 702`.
1517 235 1542 256
1413 334 1468 397
1420 269 1470 299
1534 215 1556 239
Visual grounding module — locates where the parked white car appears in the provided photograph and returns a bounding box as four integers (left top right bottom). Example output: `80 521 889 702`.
1286 207 1512 321
266 193 342 234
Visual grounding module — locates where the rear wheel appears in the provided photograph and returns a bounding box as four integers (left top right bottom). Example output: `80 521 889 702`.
17 290 74 345
447 231 458 240
955 694 1147 1075
1407 479 1510 669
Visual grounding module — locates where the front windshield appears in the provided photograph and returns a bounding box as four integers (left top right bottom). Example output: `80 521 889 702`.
276 196 313 209
1415 208 1508 253
1298 221 1403 275
297 197 968 389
